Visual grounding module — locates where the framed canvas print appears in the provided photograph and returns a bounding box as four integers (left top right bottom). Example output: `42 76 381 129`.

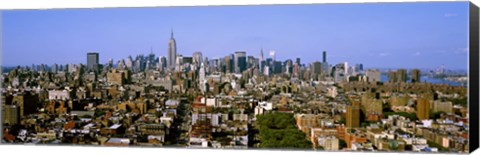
1 0 479 154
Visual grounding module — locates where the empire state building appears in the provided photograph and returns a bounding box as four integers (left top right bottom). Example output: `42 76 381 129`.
168 29 177 69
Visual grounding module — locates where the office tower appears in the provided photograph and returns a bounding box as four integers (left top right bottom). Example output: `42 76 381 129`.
156 61 162 71
107 58 114 69
346 102 361 128
311 61 323 80
199 63 206 93
411 69 421 83
225 55 233 73
39 64 46 72
193 51 203 66
208 58 218 69
259 60 266 75
323 51 327 63
259 48 264 61
264 66 270 76
87 52 99 72
160 56 167 70
125 56 133 70
234 51 247 73
147 51 156 63
259 49 265 73
366 69 381 82
396 69 407 83
51 63 58 73
312 61 323 75
416 95 430 120
168 29 177 69
344 62 349 75
296 58 301 66
118 59 126 70
355 64 364 72
204 57 209 66
66 64 73 73
247 56 255 69
293 63 300 77
145 60 152 70
285 59 293 74
273 61 282 74
266 58 273 67
134 59 142 72
176 54 183 71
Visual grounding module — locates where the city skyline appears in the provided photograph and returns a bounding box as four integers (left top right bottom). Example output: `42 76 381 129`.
2 2 469 70
1 2 472 152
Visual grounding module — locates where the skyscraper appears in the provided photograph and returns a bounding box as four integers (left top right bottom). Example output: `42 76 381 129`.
51 63 58 73
247 56 256 69
193 51 203 66
199 62 206 93
344 62 349 75
234 51 247 73
285 59 293 74
293 63 300 77
259 48 264 61
273 61 282 74
176 54 183 71
355 64 363 72
259 49 265 74
87 52 99 72
108 58 114 69
323 51 327 63
311 61 323 80
160 56 167 70
225 55 233 73
168 29 177 70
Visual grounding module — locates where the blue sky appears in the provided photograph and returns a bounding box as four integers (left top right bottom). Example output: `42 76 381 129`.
2 2 469 70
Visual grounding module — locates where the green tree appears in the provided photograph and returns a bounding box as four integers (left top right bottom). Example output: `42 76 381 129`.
256 113 312 149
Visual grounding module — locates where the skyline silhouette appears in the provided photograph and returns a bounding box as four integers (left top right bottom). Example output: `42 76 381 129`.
2 2 469 70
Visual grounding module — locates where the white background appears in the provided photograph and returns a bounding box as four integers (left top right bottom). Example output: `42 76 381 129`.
0 0 478 155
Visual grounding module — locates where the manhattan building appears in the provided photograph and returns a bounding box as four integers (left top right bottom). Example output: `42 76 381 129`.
168 30 177 70
87 52 99 72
